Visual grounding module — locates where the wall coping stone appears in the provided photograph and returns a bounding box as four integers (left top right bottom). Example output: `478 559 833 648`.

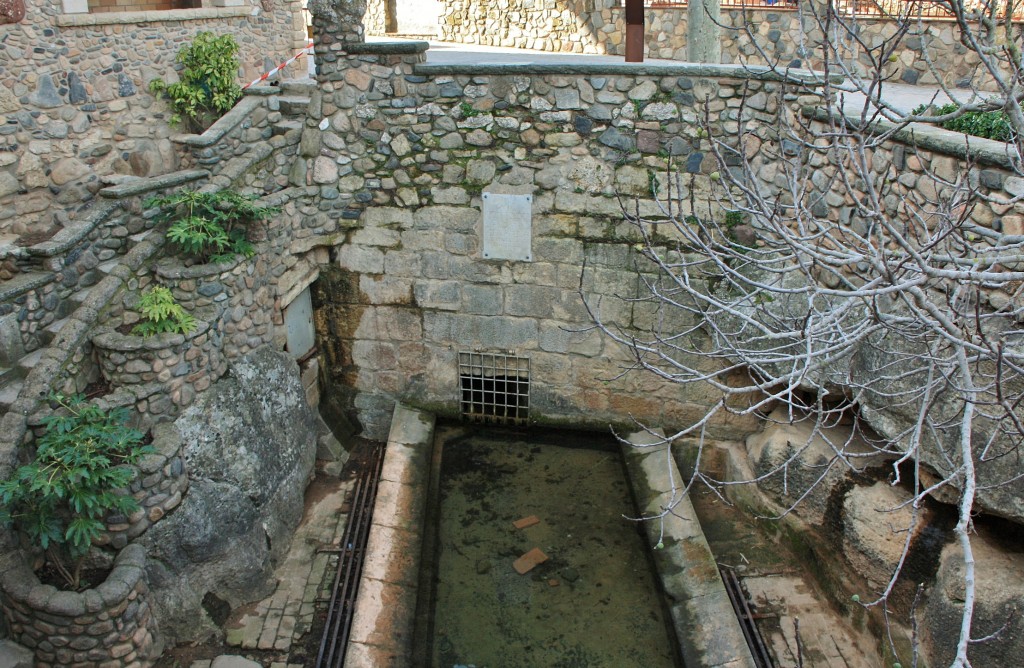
55 6 253 27
244 85 281 97
154 254 246 281
92 319 211 352
25 200 121 258
173 96 267 148
0 272 56 303
621 428 757 668
345 40 430 55
414 61 840 84
0 544 147 614
99 169 210 200
808 106 1019 169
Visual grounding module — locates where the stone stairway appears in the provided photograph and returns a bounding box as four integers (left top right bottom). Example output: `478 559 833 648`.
0 266 114 412
274 80 315 137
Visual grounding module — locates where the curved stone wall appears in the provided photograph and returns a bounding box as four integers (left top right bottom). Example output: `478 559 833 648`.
0 544 160 667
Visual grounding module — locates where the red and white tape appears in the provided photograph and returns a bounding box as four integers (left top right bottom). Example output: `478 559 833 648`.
242 41 315 89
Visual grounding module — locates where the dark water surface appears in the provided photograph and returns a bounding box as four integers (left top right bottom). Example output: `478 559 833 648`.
423 425 680 668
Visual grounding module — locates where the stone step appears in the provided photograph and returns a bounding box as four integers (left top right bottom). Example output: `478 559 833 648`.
38 315 69 347
278 95 311 117
0 364 19 390
0 377 22 412
279 80 318 97
97 259 119 276
17 348 43 375
273 120 304 136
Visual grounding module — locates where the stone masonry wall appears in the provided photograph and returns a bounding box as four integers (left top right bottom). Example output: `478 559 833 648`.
0 545 159 667
0 0 308 238
434 0 1003 88
294 41 830 439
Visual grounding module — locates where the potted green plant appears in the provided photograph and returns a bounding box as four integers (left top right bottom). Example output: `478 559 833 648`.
146 189 279 264
0 394 152 590
132 286 197 336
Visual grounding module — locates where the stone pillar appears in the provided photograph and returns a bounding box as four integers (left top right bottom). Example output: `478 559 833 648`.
311 0 367 45
310 0 368 78
687 0 721 64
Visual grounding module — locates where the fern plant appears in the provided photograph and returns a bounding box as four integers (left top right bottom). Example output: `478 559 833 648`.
149 32 242 131
131 286 197 336
0 394 152 590
146 189 278 263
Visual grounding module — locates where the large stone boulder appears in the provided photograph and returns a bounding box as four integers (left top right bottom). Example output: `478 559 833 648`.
842 482 925 593
923 530 1024 666
140 347 318 643
745 406 889 526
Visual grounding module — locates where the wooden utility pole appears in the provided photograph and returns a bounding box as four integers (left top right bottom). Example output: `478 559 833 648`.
625 0 644 63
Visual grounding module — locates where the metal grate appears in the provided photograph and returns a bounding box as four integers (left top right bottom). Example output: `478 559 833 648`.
459 351 531 425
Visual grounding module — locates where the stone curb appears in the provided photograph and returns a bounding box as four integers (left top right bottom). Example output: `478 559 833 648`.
621 429 757 668
343 404 434 667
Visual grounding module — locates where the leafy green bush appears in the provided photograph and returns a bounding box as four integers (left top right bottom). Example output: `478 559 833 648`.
146 189 278 263
149 32 242 130
0 395 151 590
912 103 1012 142
131 286 197 336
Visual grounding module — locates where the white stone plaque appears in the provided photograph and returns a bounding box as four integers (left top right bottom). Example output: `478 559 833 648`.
482 192 533 262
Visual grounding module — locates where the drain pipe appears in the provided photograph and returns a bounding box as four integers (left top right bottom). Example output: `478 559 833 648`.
621 429 757 668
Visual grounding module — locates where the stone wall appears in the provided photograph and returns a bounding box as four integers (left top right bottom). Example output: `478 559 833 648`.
433 0 999 88
299 41 828 439
0 0 308 239
0 545 160 667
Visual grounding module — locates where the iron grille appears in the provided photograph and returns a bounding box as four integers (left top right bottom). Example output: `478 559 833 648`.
459 351 531 426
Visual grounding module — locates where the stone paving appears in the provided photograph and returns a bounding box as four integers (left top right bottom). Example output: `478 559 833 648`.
210 473 355 665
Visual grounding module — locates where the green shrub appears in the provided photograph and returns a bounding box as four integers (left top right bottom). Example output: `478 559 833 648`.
146 189 278 263
0 395 151 590
912 102 1012 142
149 32 242 130
132 286 197 336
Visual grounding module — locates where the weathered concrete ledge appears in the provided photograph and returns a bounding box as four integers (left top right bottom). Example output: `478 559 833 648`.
622 429 756 668
807 106 1018 169
99 169 209 200
415 61 839 84
345 404 434 667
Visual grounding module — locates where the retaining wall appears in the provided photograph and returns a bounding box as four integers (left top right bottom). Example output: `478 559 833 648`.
0 545 160 667
428 0 1003 88
0 0 308 238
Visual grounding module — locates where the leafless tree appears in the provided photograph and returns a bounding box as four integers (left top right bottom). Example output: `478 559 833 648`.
585 1 1024 666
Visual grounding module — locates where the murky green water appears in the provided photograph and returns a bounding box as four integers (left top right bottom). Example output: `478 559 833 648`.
423 426 680 668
